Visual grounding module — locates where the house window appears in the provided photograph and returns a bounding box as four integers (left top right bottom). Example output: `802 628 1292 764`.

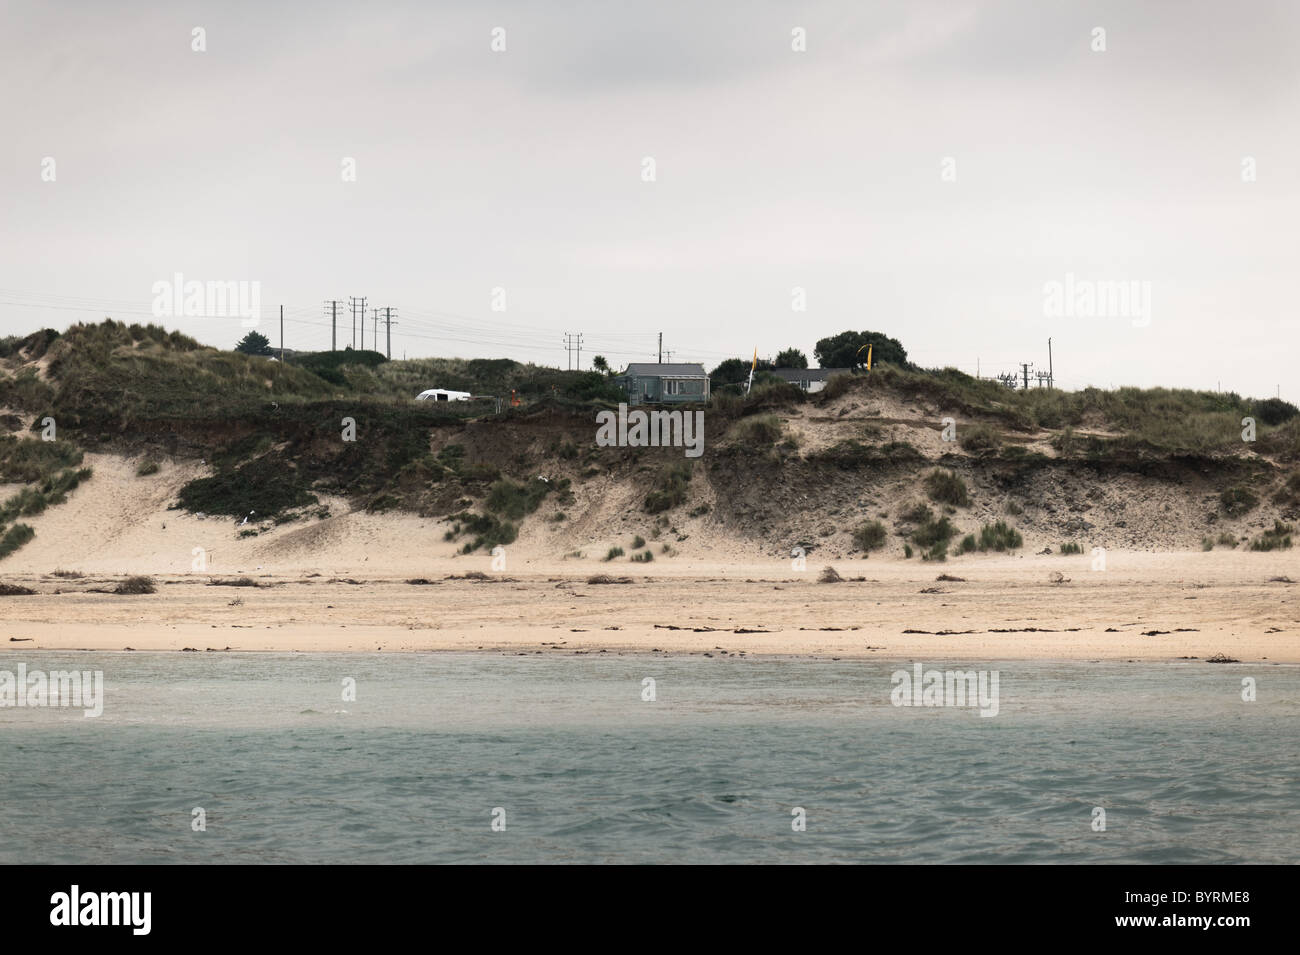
663 378 704 396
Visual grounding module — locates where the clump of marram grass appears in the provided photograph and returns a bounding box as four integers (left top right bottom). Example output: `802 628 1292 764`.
644 463 692 514
730 414 784 445
1060 542 1083 555
136 459 160 477
958 534 977 554
114 575 156 595
630 550 654 563
852 520 887 552
960 422 1001 453
921 540 948 562
604 546 625 561
924 469 969 507
911 513 959 550
0 524 36 560
977 521 1023 552
1249 521 1293 551
631 535 645 549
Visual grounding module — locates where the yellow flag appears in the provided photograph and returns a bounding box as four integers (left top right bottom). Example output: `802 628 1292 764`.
751 348 757 371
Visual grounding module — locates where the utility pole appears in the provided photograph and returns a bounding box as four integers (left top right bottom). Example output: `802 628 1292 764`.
563 332 582 370
348 296 366 349
658 332 663 363
325 300 343 351
280 304 284 362
1047 337 1054 389
1021 362 1033 390
381 307 397 359
371 308 380 351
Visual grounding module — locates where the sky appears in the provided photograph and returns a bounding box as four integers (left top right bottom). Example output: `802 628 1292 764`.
2 0 1297 397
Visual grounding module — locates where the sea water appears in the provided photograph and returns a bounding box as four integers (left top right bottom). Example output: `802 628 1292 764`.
1 652 1296 864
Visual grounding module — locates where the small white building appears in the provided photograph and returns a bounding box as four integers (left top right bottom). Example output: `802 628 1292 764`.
769 368 852 393
416 388 472 402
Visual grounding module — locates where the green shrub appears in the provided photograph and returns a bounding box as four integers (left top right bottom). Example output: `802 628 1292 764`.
445 511 517 552
644 463 692 514
605 546 625 561
0 523 35 559
852 520 888 552
921 540 948 562
912 514 959 549
1060 542 1083 555
958 534 977 554
903 544 913 558
631 535 645 549
924 469 969 507
960 423 1001 453
0 436 83 482
178 456 317 518
1249 521 1293 551
977 521 1023 552
136 459 160 476
485 477 559 520
631 550 654 563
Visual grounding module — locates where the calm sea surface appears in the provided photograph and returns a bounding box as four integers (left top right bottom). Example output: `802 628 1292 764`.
1 653 1296 864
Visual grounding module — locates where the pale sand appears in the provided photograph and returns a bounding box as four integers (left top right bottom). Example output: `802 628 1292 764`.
0 453 1296 660
0 554 1296 661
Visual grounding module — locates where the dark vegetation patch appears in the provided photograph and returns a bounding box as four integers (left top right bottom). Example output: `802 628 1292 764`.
0 524 35 560
114 575 156 595
1249 520 1293 551
645 463 692 514
852 520 887 552
924 469 969 506
977 520 1024 552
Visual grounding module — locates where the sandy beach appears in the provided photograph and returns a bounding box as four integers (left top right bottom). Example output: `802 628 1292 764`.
1 552 1295 661
0 454 1291 660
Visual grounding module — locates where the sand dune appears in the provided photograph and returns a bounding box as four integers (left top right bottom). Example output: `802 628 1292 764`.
0 454 1295 661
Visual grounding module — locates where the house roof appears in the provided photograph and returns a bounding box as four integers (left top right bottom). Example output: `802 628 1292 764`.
769 367 853 382
620 363 708 377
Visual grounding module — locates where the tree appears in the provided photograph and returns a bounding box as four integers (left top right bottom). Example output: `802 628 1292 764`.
235 331 272 356
592 355 611 375
710 356 772 389
774 347 807 369
813 330 907 369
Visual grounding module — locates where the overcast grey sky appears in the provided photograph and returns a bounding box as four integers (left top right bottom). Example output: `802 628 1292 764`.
3 0 1297 396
